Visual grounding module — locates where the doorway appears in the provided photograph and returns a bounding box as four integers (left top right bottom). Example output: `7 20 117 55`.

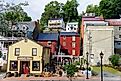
20 61 30 74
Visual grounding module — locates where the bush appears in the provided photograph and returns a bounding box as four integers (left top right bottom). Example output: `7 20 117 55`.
109 54 120 66
64 64 77 77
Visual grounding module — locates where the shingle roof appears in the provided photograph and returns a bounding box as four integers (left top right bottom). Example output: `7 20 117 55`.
37 33 58 41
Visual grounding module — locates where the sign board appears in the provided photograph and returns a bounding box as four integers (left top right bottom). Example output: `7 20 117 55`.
17 56 33 61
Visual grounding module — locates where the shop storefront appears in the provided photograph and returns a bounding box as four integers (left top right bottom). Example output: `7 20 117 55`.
7 39 50 75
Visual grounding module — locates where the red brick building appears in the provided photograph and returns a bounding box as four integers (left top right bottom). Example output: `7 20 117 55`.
37 33 58 55
60 32 80 56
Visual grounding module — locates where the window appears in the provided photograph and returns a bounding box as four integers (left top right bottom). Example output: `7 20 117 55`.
119 27 121 30
90 54 94 59
10 61 18 71
32 61 40 71
72 50 75 55
3 54 6 60
119 35 121 38
74 24 76 26
63 42 66 46
63 36 66 40
72 42 76 48
47 41 51 46
74 28 76 30
32 48 37 56
15 48 20 56
117 42 121 45
72 36 75 41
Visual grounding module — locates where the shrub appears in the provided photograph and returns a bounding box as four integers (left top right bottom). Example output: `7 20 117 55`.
64 64 77 77
109 54 120 66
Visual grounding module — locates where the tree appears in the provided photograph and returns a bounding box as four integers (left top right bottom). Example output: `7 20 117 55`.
40 0 80 32
40 1 64 27
0 1 32 36
86 4 100 16
63 0 79 23
109 54 120 66
99 0 121 19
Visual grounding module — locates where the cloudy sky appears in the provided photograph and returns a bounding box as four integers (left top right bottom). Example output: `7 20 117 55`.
5 0 101 20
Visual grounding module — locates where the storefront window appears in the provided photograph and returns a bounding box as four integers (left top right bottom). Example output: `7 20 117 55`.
32 61 40 71
10 61 18 71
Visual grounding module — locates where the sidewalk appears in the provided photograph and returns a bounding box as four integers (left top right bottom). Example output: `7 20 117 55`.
1 76 100 81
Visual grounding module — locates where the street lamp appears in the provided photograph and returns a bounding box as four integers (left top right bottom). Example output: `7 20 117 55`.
100 51 104 81
86 52 89 79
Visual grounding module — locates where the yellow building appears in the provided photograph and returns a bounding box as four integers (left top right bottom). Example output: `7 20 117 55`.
7 38 50 75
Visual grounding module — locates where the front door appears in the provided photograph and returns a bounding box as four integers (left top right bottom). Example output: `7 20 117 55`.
20 61 30 74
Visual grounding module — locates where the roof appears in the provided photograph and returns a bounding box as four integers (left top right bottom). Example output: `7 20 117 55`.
9 38 49 48
105 19 121 26
49 18 63 20
82 17 104 21
60 32 80 36
37 33 58 41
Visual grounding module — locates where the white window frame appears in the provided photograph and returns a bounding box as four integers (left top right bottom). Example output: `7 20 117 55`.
72 42 76 48
72 50 75 55
72 36 75 41
32 48 37 56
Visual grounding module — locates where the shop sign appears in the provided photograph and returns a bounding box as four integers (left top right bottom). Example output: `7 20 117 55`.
17 56 33 61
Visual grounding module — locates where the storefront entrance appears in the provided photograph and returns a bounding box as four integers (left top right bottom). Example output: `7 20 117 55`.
20 61 30 74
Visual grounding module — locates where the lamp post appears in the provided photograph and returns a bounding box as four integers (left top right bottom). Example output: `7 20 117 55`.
86 52 89 79
100 51 104 81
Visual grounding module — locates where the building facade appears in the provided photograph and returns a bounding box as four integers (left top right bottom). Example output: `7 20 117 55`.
7 39 50 74
0 36 22 63
60 32 80 56
48 18 65 32
37 33 58 55
83 26 114 65
66 22 78 32
105 19 121 54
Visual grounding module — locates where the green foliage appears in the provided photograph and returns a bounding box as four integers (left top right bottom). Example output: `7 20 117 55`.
99 0 121 19
64 64 78 77
0 1 32 36
4 4 32 22
75 61 80 65
86 4 100 16
40 1 63 27
109 54 120 66
0 51 2 58
63 0 79 22
40 0 80 31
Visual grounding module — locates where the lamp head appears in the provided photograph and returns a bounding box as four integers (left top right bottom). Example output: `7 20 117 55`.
100 51 104 58
86 52 89 55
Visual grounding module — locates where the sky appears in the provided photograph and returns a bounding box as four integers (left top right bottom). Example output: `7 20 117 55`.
4 0 101 21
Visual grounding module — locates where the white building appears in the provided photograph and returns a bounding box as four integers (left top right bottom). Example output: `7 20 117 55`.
83 26 114 65
105 19 121 54
48 18 65 32
66 22 78 32
0 36 22 63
